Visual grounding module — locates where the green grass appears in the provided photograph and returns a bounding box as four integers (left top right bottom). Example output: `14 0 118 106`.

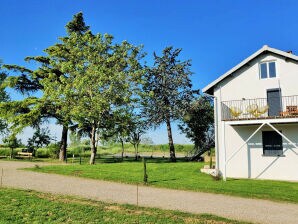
0 188 248 224
27 158 298 204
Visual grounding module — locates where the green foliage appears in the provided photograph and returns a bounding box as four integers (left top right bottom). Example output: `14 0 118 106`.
0 148 22 157
2 134 22 158
65 12 89 35
0 63 10 134
179 96 214 151
45 143 60 159
126 114 148 154
69 130 82 147
142 46 198 160
41 12 144 163
3 135 22 149
142 46 198 126
27 127 52 151
0 97 42 134
68 145 90 156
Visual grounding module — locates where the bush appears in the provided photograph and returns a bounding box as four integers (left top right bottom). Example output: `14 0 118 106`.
68 145 90 157
0 148 22 157
47 143 60 159
35 148 50 158
36 143 60 158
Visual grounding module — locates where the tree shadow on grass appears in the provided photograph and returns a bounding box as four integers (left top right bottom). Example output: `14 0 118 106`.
149 178 178 184
95 156 190 164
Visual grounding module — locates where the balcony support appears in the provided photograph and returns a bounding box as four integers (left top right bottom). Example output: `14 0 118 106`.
226 123 266 165
266 123 297 149
223 121 297 181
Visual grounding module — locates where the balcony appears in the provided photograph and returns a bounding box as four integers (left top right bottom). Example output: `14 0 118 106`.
221 95 298 121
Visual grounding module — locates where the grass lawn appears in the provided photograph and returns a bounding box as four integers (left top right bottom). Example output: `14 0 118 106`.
0 188 248 224
26 158 298 204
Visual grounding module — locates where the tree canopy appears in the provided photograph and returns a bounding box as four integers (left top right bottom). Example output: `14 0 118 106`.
40 13 144 164
0 13 209 164
179 96 214 155
142 46 198 161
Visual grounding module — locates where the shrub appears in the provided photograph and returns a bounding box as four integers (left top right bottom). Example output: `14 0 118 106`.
68 145 90 157
35 148 50 158
47 143 60 159
0 148 22 157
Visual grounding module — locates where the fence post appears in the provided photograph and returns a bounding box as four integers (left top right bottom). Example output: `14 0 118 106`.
143 158 148 184
137 184 139 224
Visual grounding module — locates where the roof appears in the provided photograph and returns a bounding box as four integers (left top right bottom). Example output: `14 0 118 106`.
202 45 298 94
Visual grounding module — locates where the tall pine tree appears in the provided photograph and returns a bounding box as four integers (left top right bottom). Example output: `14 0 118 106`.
142 47 198 161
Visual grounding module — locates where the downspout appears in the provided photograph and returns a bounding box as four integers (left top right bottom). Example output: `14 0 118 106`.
278 78 282 113
204 92 220 174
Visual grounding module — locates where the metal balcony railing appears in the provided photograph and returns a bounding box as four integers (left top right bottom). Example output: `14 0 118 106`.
221 95 298 121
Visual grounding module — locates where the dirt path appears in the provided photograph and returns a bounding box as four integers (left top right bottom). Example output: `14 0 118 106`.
0 161 297 224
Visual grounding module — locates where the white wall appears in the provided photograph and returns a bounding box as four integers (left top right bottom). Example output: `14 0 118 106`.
213 52 298 181
214 53 298 100
224 124 298 181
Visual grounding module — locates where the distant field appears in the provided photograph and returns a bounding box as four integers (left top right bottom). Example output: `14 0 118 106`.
71 143 196 157
0 143 197 159
27 158 298 204
0 188 248 224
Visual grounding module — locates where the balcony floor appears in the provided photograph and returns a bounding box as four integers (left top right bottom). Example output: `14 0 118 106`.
224 116 298 126
223 115 298 122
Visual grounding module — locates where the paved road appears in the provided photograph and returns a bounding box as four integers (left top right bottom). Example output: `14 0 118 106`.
1 161 297 224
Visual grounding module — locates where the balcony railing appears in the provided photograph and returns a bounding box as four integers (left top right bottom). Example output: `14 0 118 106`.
221 95 298 121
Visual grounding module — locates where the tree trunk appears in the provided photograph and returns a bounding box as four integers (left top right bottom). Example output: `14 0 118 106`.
166 117 176 162
136 143 139 160
133 144 137 160
89 126 97 165
10 148 13 159
59 125 68 162
121 140 124 160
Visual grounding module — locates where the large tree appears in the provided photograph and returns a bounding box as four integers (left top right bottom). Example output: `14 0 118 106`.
0 13 91 162
0 61 10 134
42 13 144 164
142 47 197 161
1 61 72 161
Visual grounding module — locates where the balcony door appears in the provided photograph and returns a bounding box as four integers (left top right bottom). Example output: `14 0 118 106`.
267 88 281 116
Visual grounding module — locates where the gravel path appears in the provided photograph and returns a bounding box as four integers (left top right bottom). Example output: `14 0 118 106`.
0 161 297 224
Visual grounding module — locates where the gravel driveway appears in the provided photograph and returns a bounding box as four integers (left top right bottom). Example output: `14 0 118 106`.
0 161 297 224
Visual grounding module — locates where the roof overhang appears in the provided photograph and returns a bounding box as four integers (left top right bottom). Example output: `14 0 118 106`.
203 45 298 95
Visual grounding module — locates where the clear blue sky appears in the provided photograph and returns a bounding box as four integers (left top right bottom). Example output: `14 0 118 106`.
1 0 298 144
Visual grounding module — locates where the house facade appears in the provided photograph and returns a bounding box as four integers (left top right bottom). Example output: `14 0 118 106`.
203 45 298 181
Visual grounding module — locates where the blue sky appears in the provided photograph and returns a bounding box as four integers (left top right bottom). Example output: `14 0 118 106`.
1 0 298 144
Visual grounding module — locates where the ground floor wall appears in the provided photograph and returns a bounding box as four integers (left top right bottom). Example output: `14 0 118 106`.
218 122 298 181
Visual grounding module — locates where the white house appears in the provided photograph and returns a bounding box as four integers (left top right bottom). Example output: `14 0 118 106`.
203 45 298 181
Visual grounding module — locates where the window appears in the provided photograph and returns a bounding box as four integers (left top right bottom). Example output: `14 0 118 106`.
262 131 283 156
260 61 276 79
